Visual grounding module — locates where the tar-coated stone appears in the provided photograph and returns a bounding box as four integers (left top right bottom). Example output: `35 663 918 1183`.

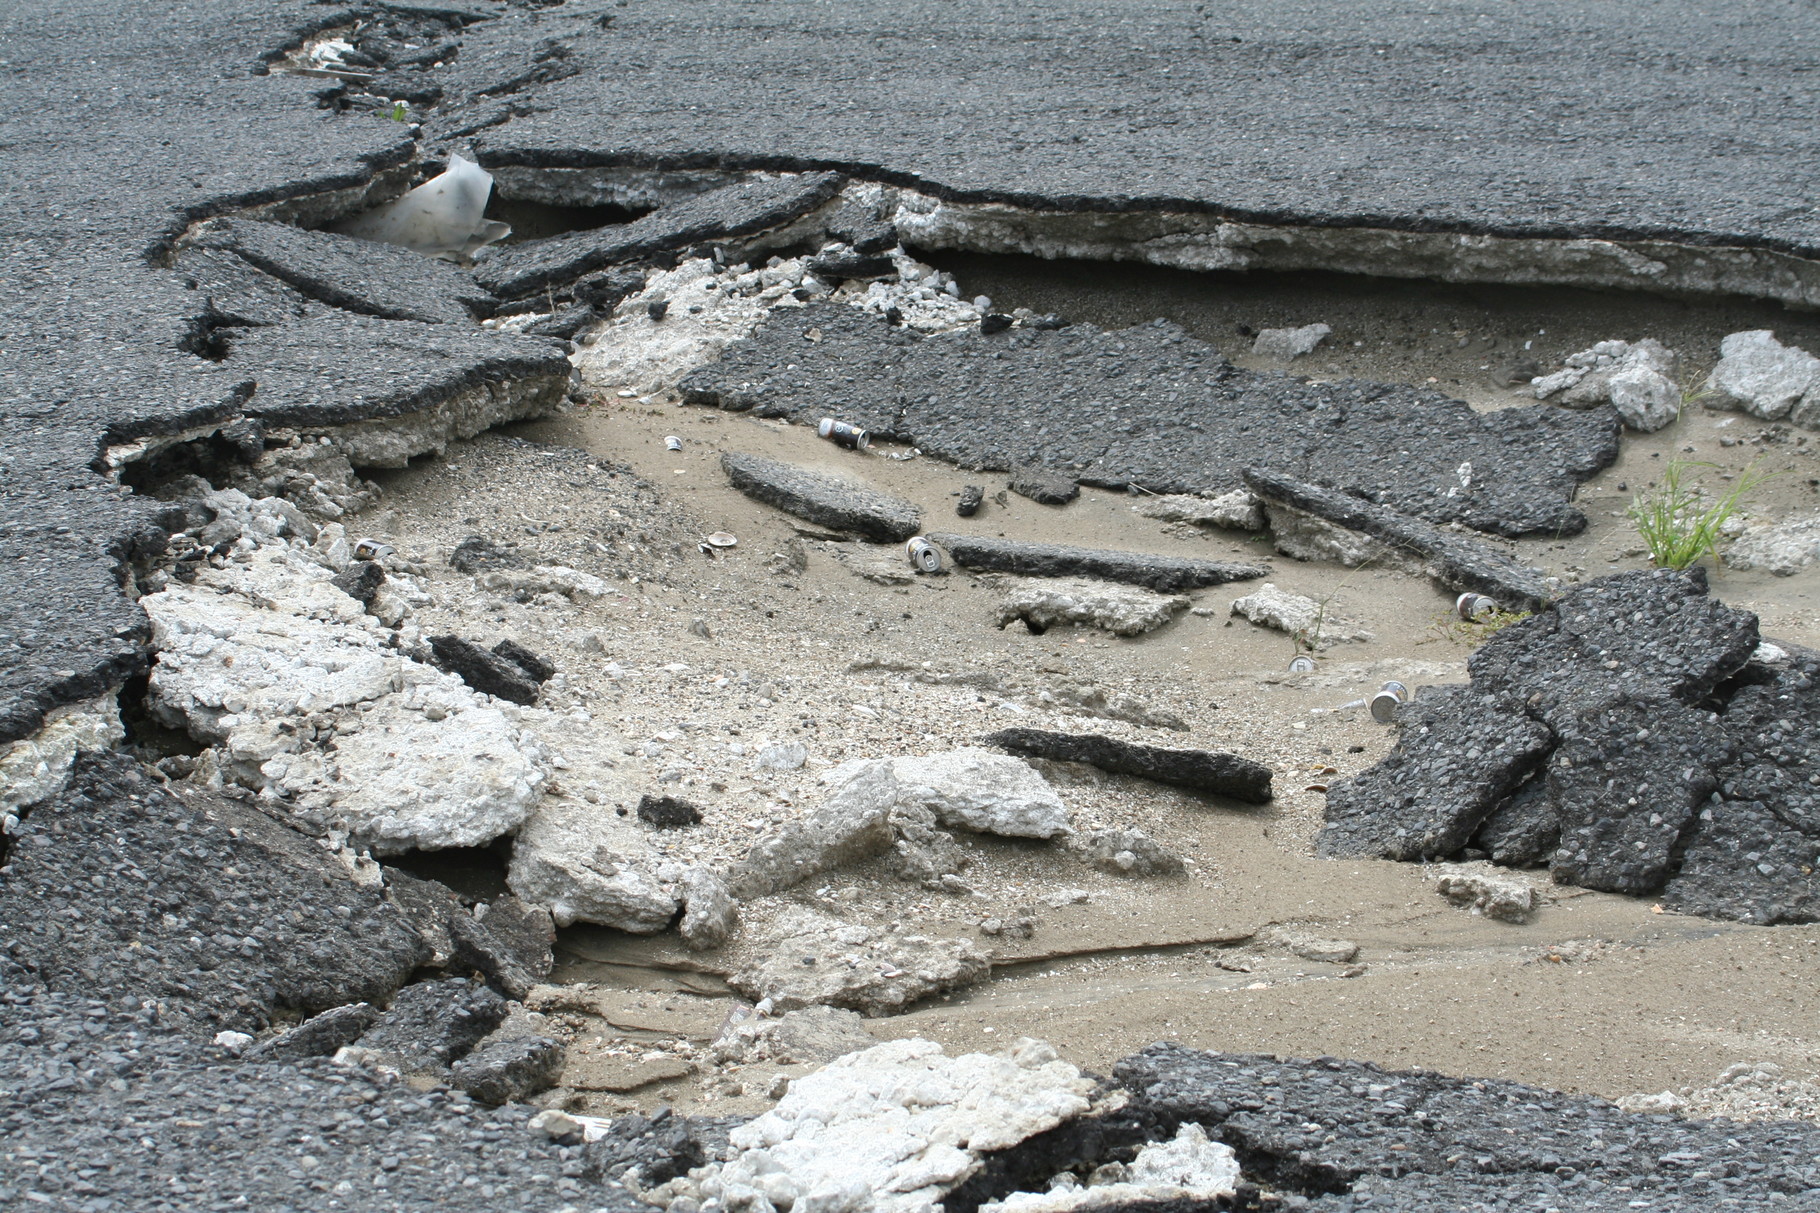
957 484 985 517
244 1002 380 1064
1325 570 1820 922
190 217 497 324
638 793 705 828
451 1035 565 1105
583 1108 748 1186
984 727 1273 803
474 172 846 299
0 752 428 1032
492 637 556 683
681 304 1617 538
351 978 508 1079
1242 465 1559 611
450 534 530 574
331 558 387 605
928 532 1266 593
721 451 923 542
0 985 638 1213
1008 468 1080 506
429 634 543 705
1112 1043 1820 1208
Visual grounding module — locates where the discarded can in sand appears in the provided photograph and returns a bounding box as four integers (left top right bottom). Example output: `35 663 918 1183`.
353 538 395 562
1369 680 1410 724
907 536 943 573
1456 592 1499 621
665 435 683 452
704 531 738 548
817 417 870 451
1288 655 1316 674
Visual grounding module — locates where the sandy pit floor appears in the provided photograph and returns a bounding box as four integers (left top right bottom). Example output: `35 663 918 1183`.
358 256 1820 1123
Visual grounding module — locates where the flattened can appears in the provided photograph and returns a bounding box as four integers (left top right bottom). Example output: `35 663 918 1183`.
817 417 870 451
1288 655 1316 673
1455 592 1499 621
906 537 943 573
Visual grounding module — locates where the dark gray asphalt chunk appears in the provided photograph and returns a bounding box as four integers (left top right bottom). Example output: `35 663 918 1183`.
1322 569 1820 923
452 1035 566 1105
721 451 922 542
244 1002 381 1064
350 977 508 1080
429 634 544 705
190 217 497 324
1110 1043 1820 1209
457 2 1820 260
1008 468 1080 506
474 171 846 299
1241 465 1560 611
684 303 1617 538
983 727 1273 803
224 313 570 433
172 246 323 328
928 532 1266 593
0 752 428 1032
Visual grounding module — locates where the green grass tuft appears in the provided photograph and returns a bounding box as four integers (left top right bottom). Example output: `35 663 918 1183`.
1628 459 1773 571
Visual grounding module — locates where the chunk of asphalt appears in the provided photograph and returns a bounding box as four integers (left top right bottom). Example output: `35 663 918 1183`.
1008 467 1080 505
638 793 704 828
448 896 556 1000
190 217 497 324
428 634 543 705
244 1003 380 1064
449 534 530 574
350 978 508 1079
331 559 386 605
451 1035 565 1105
680 303 1618 538
1112 1042 1820 1206
1241 465 1556 612
983 726 1273 803
492 637 555 683
173 246 321 328
927 533 1266 593
0 752 429 1031
474 171 846 299
721 451 921 542
1323 569 1820 923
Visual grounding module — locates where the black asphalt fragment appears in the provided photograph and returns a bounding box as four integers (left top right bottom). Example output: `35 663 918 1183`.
928 533 1267 593
721 451 923 542
983 727 1274 803
683 303 1620 538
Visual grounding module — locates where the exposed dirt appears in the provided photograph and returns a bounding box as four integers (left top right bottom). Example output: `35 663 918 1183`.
360 257 1820 1124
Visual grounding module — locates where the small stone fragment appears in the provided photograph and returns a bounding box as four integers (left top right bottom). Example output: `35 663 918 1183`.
1252 323 1331 360
1010 468 1080 506
637 793 704 828
1433 865 1538 923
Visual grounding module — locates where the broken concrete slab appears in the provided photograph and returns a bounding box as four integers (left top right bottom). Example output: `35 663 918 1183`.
0 752 428 1032
1726 513 1820 575
1074 827 1185 877
683 304 1618 538
1323 569 1820 923
1704 330 1820 425
982 727 1273 803
830 747 1074 839
1132 489 1265 531
722 451 922 542
1242 465 1557 612
929 532 1265 593
994 575 1190 637
678 866 740 951
189 218 496 325
729 907 992 1016
1229 582 1373 649
709 1003 879 1067
724 762 899 899
1251 322 1330 360
506 792 678 932
474 172 845 300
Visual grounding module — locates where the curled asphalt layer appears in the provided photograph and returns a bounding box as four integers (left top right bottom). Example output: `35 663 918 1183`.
4 1 1820 1209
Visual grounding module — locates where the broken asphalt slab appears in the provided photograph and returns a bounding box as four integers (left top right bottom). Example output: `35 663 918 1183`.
1322 568 1820 924
930 532 1266 593
684 303 1619 538
984 726 1274 803
721 451 923 542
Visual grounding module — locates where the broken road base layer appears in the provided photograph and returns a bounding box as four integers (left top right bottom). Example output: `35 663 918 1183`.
1323 568 1820 925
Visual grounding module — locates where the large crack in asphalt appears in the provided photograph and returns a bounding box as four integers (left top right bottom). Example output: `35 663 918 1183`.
6 1 1820 1210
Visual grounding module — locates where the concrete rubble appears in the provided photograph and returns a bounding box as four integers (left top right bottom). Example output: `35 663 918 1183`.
1532 338 1681 432
1251 322 1331 360
727 906 992 1016
1726 513 1820 575
1230 582 1374 649
1704 330 1820 425
993 576 1191 637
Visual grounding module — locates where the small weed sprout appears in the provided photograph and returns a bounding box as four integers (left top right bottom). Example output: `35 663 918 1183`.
1628 459 1774 571
1424 607 1532 647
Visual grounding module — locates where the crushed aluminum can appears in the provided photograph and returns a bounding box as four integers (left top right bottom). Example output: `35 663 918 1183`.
665 435 683 452
704 531 737 548
1369 680 1410 724
817 417 870 451
1456 591 1499 620
1288 655 1316 673
906 537 943 573
353 538 395 562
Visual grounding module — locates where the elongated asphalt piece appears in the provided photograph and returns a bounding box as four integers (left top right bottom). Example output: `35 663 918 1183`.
929 533 1267 593
983 726 1273 803
721 451 922 542
1241 465 1559 612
